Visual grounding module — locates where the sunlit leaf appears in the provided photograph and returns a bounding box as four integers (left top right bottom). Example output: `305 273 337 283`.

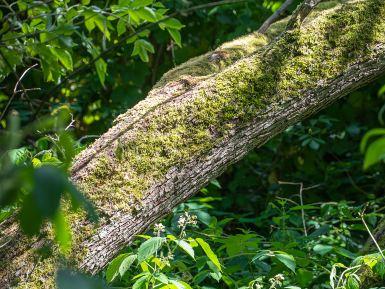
137 237 164 263
196 238 221 271
53 208 72 254
175 239 195 259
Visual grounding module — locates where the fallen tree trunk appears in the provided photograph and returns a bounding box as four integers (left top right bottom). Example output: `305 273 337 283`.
2 0 385 287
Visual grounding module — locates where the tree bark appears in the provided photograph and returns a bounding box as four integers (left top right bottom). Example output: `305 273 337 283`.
2 0 385 287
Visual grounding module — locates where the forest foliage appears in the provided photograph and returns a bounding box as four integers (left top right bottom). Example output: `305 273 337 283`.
1 0 385 288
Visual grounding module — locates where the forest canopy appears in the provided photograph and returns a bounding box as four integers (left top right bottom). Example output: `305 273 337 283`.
2 0 385 289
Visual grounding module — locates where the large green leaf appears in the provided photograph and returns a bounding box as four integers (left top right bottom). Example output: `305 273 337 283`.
167 28 182 47
53 209 72 254
360 128 385 152
137 236 164 263
56 269 106 289
275 252 296 273
196 238 221 271
175 239 195 259
363 137 385 169
296 268 313 287
106 253 137 283
51 47 73 71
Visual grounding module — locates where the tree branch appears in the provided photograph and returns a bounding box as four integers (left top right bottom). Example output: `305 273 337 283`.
286 0 324 30
1 0 385 288
258 0 294 34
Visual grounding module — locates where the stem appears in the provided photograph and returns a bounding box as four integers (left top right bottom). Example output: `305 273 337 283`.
359 210 385 263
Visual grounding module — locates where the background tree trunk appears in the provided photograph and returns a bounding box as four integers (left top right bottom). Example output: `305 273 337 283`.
2 0 385 287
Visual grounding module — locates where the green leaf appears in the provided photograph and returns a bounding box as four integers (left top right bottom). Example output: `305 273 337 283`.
207 260 222 282
94 16 111 40
53 208 72 254
154 273 169 284
296 268 313 287
346 276 360 289
133 275 148 289
159 18 185 30
175 240 195 259
132 39 154 62
95 58 107 86
51 47 73 71
137 7 157 22
137 236 164 263
106 254 128 283
131 0 154 8
360 128 385 152
117 18 127 36
167 28 182 47
275 252 296 273
363 137 385 169
196 238 221 271
119 254 137 277
333 247 357 260
313 244 333 255
171 280 192 289
374 260 385 278
84 11 111 40
84 11 97 32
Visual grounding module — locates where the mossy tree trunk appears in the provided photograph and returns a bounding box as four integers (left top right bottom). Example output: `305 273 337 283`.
2 0 385 287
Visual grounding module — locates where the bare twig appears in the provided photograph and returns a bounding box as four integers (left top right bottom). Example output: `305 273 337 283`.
278 181 311 236
14 88 41 94
65 113 75 131
258 0 294 34
286 0 324 31
359 207 385 263
77 135 100 143
13 64 38 94
0 60 38 121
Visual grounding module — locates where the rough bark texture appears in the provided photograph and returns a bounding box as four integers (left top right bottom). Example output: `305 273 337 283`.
2 0 385 288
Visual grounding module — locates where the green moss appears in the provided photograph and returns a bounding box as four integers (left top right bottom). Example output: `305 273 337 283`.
78 0 385 216
155 33 268 88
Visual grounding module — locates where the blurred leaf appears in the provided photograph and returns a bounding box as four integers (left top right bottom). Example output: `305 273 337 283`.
19 194 43 235
297 268 313 287
313 244 333 255
360 128 385 153
57 269 107 289
32 166 65 218
53 208 72 254
363 137 385 169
